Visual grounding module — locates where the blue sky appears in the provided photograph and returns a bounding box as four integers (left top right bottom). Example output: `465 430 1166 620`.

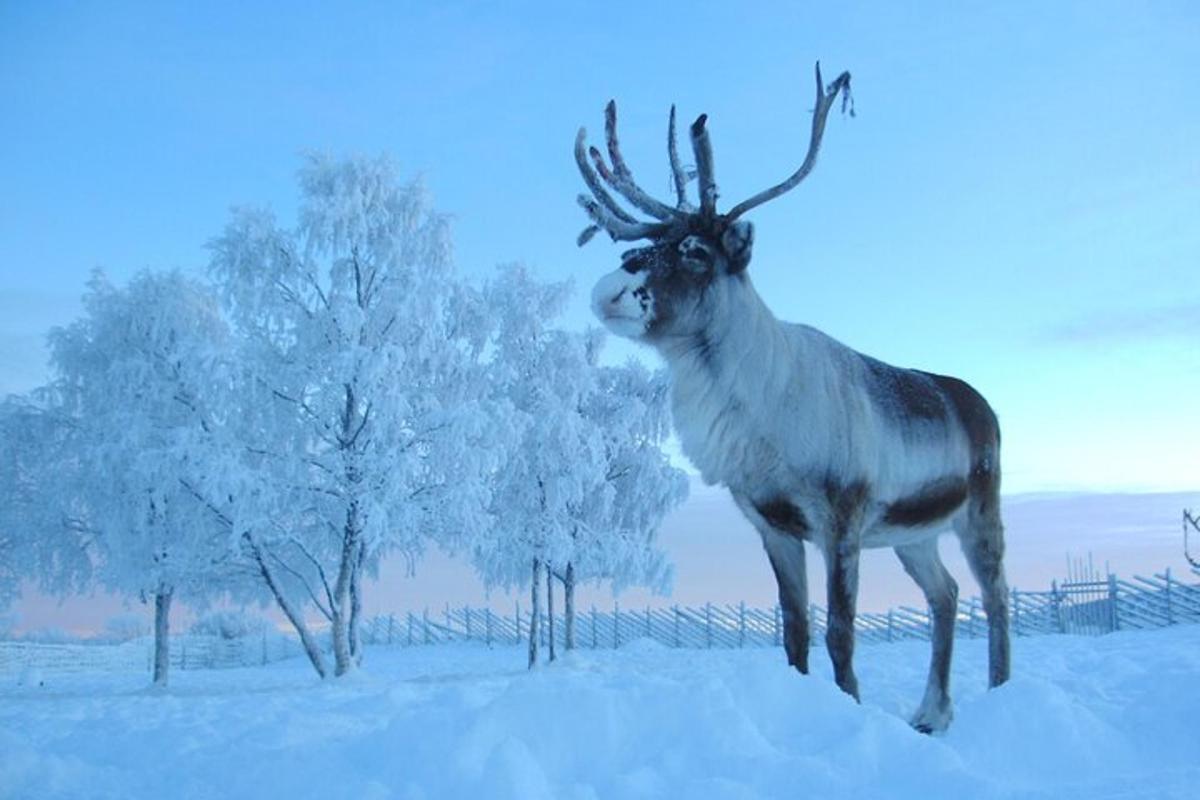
2 1 1198 493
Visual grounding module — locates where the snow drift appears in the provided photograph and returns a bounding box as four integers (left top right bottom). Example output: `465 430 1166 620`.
2 625 1198 799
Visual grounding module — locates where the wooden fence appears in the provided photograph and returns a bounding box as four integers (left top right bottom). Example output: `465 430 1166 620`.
4 568 1198 677
0 633 304 678
358 567 1200 651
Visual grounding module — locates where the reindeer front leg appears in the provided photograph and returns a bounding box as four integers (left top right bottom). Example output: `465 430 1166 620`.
762 530 810 673
735 492 812 673
825 538 861 700
823 481 868 701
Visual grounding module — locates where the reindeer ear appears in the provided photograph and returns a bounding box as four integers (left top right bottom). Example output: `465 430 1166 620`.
721 221 754 273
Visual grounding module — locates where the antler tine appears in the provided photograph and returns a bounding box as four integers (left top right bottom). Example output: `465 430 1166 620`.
725 62 853 221
601 101 679 221
576 195 669 243
667 105 692 210
575 128 639 225
577 225 601 247
690 114 717 219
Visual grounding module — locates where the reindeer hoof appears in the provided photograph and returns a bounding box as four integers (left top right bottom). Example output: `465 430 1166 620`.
909 700 953 734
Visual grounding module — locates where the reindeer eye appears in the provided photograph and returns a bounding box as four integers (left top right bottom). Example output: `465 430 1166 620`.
620 247 651 274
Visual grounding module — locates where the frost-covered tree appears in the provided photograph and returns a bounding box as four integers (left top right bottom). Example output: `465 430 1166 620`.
0 394 92 610
205 154 499 677
557 360 688 649
470 265 596 667
45 270 239 687
471 265 686 663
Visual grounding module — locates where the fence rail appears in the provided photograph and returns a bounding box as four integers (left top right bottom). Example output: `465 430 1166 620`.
355 567 1200 651
3 567 1198 677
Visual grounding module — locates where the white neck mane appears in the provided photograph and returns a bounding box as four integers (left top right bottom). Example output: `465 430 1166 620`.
658 279 796 491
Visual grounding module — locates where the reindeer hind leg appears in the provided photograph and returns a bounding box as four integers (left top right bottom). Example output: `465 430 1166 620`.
895 538 958 733
955 485 1011 688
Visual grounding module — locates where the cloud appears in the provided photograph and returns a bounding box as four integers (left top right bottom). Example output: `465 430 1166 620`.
1045 301 1200 346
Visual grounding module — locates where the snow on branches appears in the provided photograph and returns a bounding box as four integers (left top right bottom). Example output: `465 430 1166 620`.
205 154 501 677
2 154 688 681
471 264 688 663
43 270 236 686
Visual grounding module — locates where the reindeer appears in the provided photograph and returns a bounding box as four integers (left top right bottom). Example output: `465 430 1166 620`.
574 64 1009 732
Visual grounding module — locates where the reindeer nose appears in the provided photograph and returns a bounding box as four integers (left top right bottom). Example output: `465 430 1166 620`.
591 273 626 316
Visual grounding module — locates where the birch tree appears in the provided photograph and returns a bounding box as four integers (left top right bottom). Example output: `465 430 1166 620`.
206 154 499 677
44 270 239 687
468 264 592 666
470 264 685 662
0 394 93 611
556 360 687 649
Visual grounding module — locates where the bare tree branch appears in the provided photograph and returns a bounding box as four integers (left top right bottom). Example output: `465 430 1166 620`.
268 547 333 621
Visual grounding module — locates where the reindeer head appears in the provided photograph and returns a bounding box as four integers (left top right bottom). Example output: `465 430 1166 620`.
578 63 852 343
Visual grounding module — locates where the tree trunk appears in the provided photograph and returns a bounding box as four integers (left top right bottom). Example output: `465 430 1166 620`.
247 534 328 678
528 557 541 669
334 385 363 677
331 503 360 677
152 586 173 688
348 540 365 666
547 563 556 663
564 562 576 651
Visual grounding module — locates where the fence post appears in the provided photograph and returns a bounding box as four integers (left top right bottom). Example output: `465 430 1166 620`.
591 606 597 649
613 601 620 649
1108 574 1121 631
887 609 894 642
773 604 780 647
407 612 414 646
646 607 652 638
486 608 493 646
1164 568 1174 625
424 608 430 644
705 603 712 649
261 629 268 666
674 606 681 648
515 601 521 645
465 606 472 640
1051 580 1065 633
739 602 746 647
388 614 395 645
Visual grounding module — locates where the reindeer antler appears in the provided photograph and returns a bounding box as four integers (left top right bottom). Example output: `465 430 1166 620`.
667 105 693 212
575 61 852 246
690 113 718 220
725 62 853 221
576 102 689 244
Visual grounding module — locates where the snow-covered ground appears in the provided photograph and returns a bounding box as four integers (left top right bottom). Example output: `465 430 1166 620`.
2 626 1198 800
